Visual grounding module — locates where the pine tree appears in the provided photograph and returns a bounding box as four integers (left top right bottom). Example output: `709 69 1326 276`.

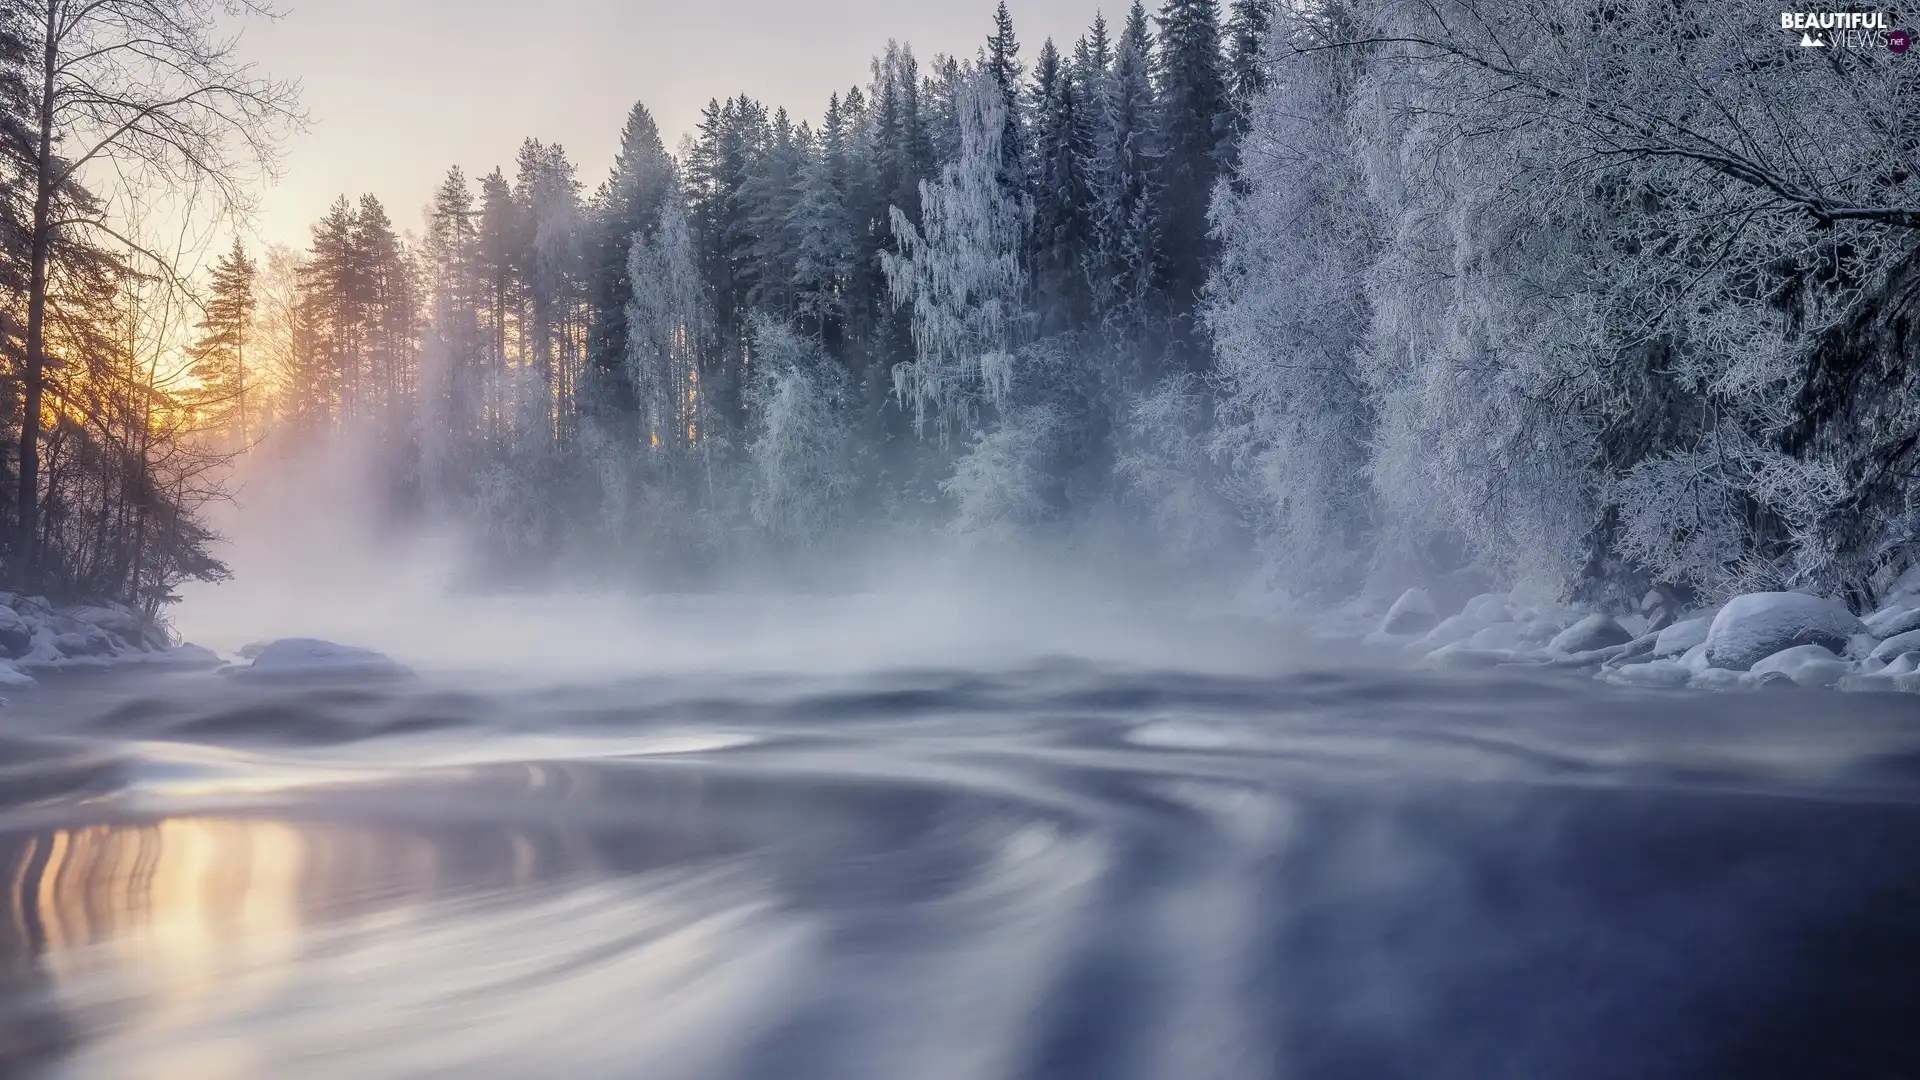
1153 0 1230 358
983 1 1025 187
744 107 807 318
1225 0 1273 116
790 93 860 341
302 196 361 426
1074 12 1113 97
188 237 258 449
474 167 520 439
1089 0 1162 356
585 103 672 418
1028 38 1094 333
420 166 480 503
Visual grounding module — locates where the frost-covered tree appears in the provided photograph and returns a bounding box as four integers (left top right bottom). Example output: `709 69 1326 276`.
746 314 856 544
1206 0 1377 596
625 174 710 455
882 67 1030 440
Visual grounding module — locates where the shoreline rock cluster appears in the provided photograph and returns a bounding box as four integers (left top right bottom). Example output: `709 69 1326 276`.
1333 583 1920 693
0 592 219 688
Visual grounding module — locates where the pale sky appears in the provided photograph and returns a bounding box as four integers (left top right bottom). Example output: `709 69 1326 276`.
235 0 1110 251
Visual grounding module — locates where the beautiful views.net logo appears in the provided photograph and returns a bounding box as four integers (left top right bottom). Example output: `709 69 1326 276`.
1781 10 1911 50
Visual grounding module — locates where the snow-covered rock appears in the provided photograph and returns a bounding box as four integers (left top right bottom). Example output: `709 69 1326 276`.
1603 660 1693 688
1462 593 1512 623
0 661 36 689
1418 643 1519 669
1638 589 1681 634
54 626 116 658
1875 651 1920 676
1548 614 1633 654
1679 642 1712 673
1748 644 1852 689
1703 592 1866 671
1864 605 1920 640
0 607 30 659
227 638 410 683
1408 611 1504 654
1380 588 1438 635
1652 617 1711 659
1689 667 1746 690
1466 621 1533 650
1869 629 1920 664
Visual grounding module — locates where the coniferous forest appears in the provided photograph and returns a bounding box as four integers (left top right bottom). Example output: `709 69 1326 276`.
3 0 1919 618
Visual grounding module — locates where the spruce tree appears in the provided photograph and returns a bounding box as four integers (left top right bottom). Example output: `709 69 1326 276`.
1089 0 1162 354
475 167 519 435
1153 0 1230 358
1028 38 1094 333
983 1 1025 188
1225 0 1273 114
188 237 258 448
790 93 859 341
586 103 672 416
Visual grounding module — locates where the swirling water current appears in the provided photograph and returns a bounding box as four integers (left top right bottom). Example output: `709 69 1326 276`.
4 641 1920 1079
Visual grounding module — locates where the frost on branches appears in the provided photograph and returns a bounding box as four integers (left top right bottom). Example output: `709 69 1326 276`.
1210 0 1920 606
746 315 856 545
883 67 1030 441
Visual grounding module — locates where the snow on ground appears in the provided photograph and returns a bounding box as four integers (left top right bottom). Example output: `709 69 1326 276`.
1324 584 1920 696
0 591 223 690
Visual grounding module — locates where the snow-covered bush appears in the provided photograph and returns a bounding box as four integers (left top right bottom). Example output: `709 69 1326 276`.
942 405 1060 542
1119 375 1230 558
745 315 856 545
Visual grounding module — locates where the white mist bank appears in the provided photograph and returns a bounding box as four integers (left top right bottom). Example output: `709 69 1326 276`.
173 449 1288 682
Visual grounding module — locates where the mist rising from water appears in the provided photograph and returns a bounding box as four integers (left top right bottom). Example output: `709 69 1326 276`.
173 438 1280 682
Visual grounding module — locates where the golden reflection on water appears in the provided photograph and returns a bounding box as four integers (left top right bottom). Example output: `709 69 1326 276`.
0 817 500 1079
0 811 789 1080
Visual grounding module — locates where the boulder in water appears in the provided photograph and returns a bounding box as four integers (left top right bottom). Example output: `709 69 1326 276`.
1704 592 1865 671
0 608 31 659
1380 588 1438 635
1864 606 1920 640
1869 629 1920 664
229 638 411 683
1652 617 1711 660
1548 614 1633 654
1748 644 1851 689
1462 593 1512 623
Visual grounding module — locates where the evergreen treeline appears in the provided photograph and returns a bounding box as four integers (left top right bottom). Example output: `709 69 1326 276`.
18 0 1914 617
241 0 1268 579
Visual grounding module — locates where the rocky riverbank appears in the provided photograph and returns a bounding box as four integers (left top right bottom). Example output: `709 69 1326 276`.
1329 579 1920 693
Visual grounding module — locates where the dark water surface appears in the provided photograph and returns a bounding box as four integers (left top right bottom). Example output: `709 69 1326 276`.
3 659 1920 1079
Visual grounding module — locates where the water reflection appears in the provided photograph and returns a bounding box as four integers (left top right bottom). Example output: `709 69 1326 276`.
0 803 801 1080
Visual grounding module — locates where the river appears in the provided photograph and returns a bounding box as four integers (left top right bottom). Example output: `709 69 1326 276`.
2 596 1919 1079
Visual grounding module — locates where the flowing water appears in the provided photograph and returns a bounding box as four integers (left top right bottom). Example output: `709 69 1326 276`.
4 602 1920 1079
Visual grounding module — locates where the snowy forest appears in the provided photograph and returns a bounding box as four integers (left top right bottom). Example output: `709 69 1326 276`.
3 0 1919 618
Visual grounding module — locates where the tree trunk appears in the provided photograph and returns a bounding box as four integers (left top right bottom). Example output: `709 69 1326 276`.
15 2 57 586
